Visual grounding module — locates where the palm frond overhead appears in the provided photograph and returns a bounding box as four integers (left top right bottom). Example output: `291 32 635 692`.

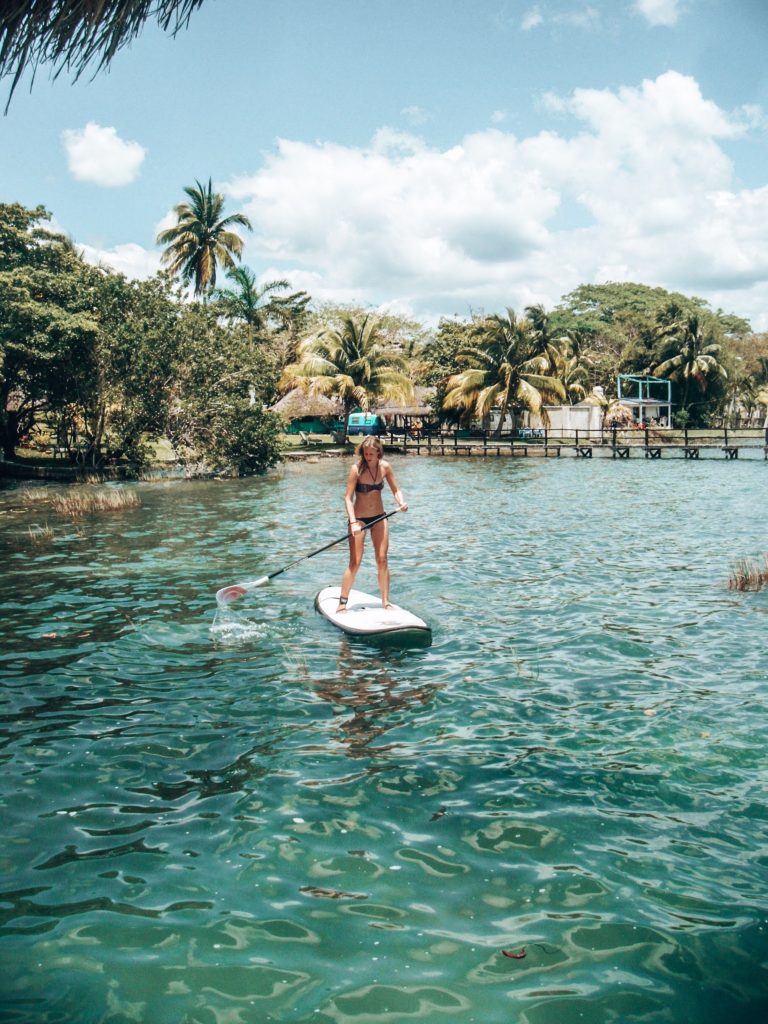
1 1 206 110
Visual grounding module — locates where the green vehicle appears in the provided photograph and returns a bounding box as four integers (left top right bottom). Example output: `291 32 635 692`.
346 411 387 436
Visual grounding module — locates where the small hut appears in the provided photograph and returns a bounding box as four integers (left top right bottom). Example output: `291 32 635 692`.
602 401 635 428
375 387 435 436
271 389 342 434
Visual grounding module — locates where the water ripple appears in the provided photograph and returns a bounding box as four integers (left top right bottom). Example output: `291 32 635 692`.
2 461 768 1022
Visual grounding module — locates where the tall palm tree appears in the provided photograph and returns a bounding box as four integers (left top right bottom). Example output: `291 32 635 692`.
524 303 573 364
524 302 591 402
650 313 727 411
554 345 591 404
157 178 251 298
442 308 566 436
283 315 413 442
212 266 309 338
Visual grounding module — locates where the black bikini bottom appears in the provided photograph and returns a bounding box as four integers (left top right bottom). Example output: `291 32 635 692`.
356 515 384 527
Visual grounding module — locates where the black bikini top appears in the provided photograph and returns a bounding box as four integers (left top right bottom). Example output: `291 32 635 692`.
355 466 384 493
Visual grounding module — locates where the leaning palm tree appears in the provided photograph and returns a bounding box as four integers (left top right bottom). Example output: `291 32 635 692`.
282 315 413 443
442 308 566 436
650 313 727 412
156 178 251 298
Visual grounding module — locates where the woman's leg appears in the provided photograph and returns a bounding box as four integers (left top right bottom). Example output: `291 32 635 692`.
338 529 365 611
370 518 391 607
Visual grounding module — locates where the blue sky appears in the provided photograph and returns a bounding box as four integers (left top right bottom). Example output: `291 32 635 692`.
2 0 768 328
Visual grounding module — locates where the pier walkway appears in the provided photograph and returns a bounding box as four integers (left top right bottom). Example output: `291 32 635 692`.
383 426 768 461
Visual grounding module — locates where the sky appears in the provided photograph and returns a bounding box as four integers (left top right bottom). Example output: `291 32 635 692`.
2 0 768 329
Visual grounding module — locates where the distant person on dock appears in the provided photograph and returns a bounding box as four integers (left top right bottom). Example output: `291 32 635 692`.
337 436 408 612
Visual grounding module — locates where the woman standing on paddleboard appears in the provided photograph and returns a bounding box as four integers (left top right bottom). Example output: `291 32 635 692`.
337 436 408 613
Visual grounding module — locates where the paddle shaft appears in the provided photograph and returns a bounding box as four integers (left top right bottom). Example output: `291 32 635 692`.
217 510 399 601
264 509 398 582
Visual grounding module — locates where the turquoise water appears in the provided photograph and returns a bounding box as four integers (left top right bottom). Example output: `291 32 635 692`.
2 455 767 1024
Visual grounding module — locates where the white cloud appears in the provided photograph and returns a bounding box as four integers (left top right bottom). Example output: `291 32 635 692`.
62 122 146 187
401 105 429 126
634 0 682 28
222 70 768 329
80 242 160 279
521 3 600 32
556 5 600 29
521 5 544 30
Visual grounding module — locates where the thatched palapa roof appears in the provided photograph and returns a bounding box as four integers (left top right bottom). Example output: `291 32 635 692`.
375 386 435 418
603 401 635 427
271 388 341 421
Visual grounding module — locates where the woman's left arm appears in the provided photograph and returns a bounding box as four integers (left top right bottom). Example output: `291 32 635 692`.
385 463 408 512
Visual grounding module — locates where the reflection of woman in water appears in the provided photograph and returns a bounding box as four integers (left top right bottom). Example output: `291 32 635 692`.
314 638 437 759
337 436 408 613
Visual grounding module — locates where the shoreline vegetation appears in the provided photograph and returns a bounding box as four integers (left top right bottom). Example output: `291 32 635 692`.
3 198 768 483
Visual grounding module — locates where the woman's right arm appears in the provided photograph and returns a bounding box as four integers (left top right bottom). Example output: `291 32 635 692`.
344 466 362 533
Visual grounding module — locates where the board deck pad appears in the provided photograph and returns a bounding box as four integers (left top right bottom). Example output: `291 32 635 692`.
315 586 431 637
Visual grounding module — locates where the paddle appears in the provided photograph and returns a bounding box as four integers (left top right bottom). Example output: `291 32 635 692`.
216 510 399 605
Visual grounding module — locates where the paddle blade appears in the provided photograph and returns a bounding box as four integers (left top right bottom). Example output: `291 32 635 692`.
216 576 270 606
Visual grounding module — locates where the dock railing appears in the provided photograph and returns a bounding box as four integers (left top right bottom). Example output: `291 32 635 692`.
386 424 768 457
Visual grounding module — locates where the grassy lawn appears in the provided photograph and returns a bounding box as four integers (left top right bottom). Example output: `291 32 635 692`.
11 447 68 467
282 432 350 450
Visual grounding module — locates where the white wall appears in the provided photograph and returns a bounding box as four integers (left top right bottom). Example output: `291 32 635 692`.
528 403 603 436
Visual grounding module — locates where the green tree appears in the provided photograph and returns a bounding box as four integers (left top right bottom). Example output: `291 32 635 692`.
212 265 310 346
284 314 413 442
157 178 251 298
0 203 101 458
72 273 186 465
551 282 745 396
441 308 566 435
650 311 728 420
524 302 591 403
166 304 282 475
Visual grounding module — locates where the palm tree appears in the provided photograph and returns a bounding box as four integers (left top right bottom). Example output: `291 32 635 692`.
555 346 591 404
524 303 573 364
282 315 413 442
650 313 727 412
524 302 592 403
212 266 310 339
156 178 251 298
442 308 566 436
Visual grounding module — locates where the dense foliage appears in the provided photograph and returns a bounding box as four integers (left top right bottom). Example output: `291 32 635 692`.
0 202 283 475
2 198 766 478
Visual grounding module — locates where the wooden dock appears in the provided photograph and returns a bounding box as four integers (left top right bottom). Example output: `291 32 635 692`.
384 426 768 461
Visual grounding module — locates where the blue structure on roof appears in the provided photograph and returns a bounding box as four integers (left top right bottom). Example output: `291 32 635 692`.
616 376 673 426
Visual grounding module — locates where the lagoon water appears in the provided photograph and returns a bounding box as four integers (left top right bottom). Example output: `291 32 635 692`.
1 455 767 1024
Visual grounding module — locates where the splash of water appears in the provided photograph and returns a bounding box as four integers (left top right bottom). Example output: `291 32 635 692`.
210 606 270 644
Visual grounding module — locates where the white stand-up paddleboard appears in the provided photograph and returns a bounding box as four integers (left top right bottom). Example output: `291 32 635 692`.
315 586 431 638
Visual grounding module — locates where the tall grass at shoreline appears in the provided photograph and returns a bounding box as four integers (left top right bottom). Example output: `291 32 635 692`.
728 555 768 591
19 485 141 517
